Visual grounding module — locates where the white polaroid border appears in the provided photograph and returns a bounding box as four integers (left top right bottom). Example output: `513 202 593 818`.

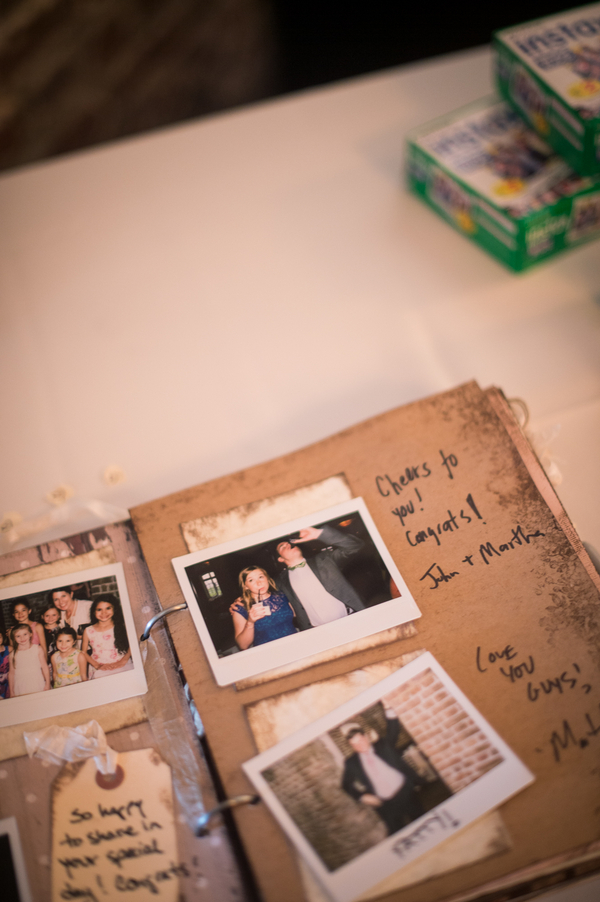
243 652 534 902
172 498 421 686
0 816 33 902
0 563 147 728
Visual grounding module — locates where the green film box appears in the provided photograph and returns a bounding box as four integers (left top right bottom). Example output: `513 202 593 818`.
494 3 600 175
406 95 600 271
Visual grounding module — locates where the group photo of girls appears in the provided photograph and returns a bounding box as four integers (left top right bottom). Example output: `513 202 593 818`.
0 579 133 701
0 564 147 729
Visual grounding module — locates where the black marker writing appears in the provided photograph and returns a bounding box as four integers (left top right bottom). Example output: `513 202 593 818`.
70 809 93 824
585 711 600 738
107 838 164 869
60 833 84 848
420 563 459 590
98 800 146 821
548 704 600 762
477 646 594 710
440 449 458 479
476 645 517 673
114 862 190 894
550 720 583 762
392 502 415 527
404 496 483 549
479 525 545 564
499 656 535 682
86 826 138 846
465 493 483 520
391 809 459 859
527 664 592 702
58 855 99 880
406 510 459 548
375 465 432 497
59 883 99 902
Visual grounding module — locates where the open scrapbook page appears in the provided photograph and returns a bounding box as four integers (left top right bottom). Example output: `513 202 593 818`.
128 381 600 902
2 382 599 902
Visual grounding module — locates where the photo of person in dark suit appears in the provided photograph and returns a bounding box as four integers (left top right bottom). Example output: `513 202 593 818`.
274 525 365 630
340 709 426 835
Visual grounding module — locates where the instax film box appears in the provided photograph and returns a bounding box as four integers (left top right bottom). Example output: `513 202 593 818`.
494 3 600 175
406 96 600 271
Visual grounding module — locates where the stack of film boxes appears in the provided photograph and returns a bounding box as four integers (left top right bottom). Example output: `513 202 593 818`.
406 2 600 270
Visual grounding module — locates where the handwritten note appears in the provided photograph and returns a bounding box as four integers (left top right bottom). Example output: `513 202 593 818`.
474 640 596 763
52 749 186 902
475 642 593 700
373 436 600 774
391 809 461 860
374 450 550 591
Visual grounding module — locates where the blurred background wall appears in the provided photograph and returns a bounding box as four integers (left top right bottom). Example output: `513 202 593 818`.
0 0 575 172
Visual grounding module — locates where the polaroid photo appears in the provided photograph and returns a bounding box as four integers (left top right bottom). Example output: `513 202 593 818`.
0 563 147 728
172 498 421 686
0 817 33 902
243 652 534 902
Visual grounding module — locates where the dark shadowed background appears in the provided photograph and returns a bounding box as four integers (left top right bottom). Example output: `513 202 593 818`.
0 0 574 172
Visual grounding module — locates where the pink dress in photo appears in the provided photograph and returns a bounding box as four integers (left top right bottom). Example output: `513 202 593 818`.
84 625 133 679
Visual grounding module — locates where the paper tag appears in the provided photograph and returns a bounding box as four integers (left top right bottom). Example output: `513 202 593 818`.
52 748 185 901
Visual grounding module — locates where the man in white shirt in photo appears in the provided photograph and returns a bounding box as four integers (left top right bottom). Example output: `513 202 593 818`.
340 712 426 835
275 525 365 630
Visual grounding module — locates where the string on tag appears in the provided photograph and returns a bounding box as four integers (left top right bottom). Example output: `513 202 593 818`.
23 719 118 775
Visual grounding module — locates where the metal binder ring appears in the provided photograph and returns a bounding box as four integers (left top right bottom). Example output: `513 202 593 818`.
195 794 260 836
140 603 188 641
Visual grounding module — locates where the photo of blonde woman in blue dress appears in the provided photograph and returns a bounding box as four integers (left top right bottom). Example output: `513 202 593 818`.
230 567 297 649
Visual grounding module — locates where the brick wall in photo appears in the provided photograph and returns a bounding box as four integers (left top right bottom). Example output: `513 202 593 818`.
384 669 504 793
89 575 118 598
262 737 386 872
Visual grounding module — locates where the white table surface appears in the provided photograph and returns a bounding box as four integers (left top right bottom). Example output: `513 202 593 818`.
1 45 599 551
1 43 599 900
